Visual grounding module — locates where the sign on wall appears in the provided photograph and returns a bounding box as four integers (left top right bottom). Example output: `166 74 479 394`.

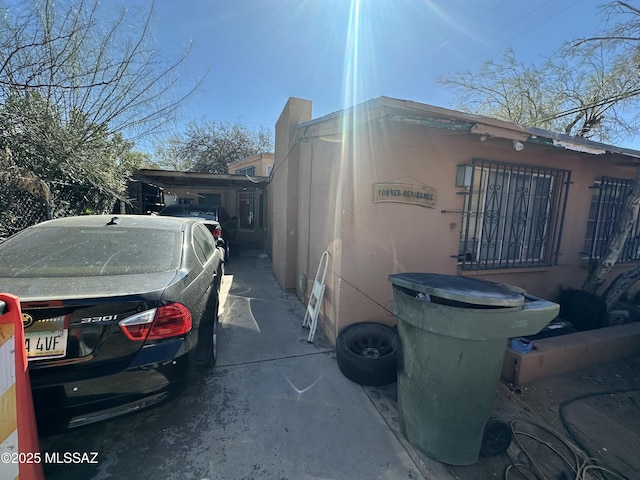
372 183 437 208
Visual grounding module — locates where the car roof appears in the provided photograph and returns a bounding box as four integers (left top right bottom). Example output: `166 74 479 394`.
159 204 227 214
31 214 198 230
162 204 221 210
196 218 221 223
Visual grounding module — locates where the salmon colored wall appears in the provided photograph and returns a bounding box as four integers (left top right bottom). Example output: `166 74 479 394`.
294 133 349 342
271 98 312 290
291 113 637 344
337 120 467 333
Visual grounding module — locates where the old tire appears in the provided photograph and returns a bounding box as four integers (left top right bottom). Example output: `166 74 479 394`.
336 322 398 386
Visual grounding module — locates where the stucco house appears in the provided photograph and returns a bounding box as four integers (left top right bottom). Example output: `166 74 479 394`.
269 96 640 359
228 152 274 177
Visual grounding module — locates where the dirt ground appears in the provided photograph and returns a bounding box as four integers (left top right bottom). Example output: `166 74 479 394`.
365 353 640 480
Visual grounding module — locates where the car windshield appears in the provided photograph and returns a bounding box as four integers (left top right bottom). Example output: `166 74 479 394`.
0 226 182 278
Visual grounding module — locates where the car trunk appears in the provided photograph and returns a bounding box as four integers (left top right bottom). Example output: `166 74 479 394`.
15 272 179 372
23 297 157 370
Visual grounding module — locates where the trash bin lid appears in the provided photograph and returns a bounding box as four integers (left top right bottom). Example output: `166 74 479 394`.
388 273 525 307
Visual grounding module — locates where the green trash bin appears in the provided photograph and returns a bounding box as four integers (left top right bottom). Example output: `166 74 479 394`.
388 273 559 466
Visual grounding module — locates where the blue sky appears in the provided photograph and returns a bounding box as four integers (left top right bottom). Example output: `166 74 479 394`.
130 0 617 148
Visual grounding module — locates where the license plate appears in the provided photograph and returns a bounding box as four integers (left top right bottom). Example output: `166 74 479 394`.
25 329 68 360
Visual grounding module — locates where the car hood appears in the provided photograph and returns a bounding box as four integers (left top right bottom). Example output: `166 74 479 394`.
0 271 181 301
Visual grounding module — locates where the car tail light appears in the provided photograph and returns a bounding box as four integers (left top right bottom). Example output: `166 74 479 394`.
118 303 192 341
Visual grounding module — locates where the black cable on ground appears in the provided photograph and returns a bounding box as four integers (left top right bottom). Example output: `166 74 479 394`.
504 416 632 480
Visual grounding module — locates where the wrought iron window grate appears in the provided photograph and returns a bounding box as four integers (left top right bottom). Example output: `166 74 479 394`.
236 190 255 230
584 176 640 263
459 159 571 270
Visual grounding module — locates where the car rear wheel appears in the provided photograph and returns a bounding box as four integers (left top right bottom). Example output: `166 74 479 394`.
217 264 224 291
195 301 218 370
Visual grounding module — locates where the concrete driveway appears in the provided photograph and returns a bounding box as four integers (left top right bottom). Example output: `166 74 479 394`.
40 252 422 480
38 251 640 479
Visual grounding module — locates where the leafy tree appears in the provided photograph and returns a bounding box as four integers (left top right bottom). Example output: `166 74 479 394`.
0 91 143 219
0 0 201 221
153 121 273 174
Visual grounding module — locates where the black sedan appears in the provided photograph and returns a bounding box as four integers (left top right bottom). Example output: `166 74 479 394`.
0 215 224 433
158 204 236 260
200 219 231 263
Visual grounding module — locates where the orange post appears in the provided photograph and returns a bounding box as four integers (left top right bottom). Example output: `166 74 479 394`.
0 293 44 480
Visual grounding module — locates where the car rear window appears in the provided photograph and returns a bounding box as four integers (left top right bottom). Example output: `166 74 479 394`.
0 226 182 277
160 204 220 220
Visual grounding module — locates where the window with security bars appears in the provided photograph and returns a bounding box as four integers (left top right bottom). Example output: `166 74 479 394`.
458 159 571 270
584 176 640 263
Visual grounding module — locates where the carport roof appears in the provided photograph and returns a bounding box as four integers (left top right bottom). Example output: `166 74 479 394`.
300 96 640 161
135 169 269 190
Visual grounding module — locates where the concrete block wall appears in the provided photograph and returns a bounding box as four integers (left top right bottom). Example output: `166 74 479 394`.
501 322 640 385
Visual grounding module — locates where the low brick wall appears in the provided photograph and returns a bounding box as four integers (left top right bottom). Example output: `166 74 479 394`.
501 322 640 385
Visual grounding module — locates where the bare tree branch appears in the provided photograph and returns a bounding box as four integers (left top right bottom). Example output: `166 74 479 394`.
0 0 204 139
